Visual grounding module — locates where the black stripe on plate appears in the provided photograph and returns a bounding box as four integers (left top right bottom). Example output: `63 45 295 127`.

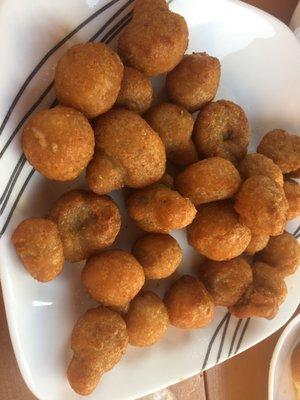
234 318 250 355
51 99 59 108
201 312 230 371
0 82 54 159
90 0 134 42
0 168 35 237
0 2 134 159
216 313 231 363
0 97 57 214
228 318 242 357
103 13 132 43
0 156 26 216
0 153 25 205
0 0 122 137
293 225 300 237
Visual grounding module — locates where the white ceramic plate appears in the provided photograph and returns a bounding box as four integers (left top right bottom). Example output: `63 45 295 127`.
269 314 300 400
0 1 299 399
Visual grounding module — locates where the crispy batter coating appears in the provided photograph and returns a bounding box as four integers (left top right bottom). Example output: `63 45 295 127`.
49 190 121 262
55 43 123 118
145 103 198 165
283 179 300 220
67 306 128 395
125 291 169 346
187 201 251 261
255 231 300 276
245 233 270 256
229 262 287 319
238 153 283 186
22 106 94 181
164 275 214 329
257 129 300 174
86 109 166 194
175 157 241 205
193 100 250 165
132 233 182 279
133 0 169 18
234 175 288 236
118 0 188 76
11 218 64 282
82 250 145 307
166 52 221 112
199 257 252 307
126 184 196 233
116 66 153 114
67 357 102 396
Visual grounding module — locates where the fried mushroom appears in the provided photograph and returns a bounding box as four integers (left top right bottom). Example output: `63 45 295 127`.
193 100 249 165
255 231 300 276
257 129 300 174
164 275 214 329
234 175 288 236
132 233 182 279
166 52 221 112
125 291 169 346
82 250 145 307
86 109 166 194
55 43 123 118
145 102 198 165
199 257 253 307
12 218 64 282
187 201 251 261
49 190 121 262
175 157 241 205
22 106 94 181
126 184 196 233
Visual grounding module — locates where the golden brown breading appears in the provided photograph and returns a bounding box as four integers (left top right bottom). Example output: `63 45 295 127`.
54 43 123 118
86 109 166 194
257 129 300 174
145 102 198 165
118 0 188 76
164 275 214 329
125 291 169 346
67 306 128 395
12 218 64 282
67 357 102 396
234 175 288 236
187 201 251 261
133 0 169 18
81 250 145 307
229 262 287 319
126 184 196 233
255 231 300 276
193 100 249 165
116 66 153 114
283 179 300 220
175 157 241 205
166 52 221 112
238 153 283 186
49 190 121 262
245 233 269 256
22 106 94 181
132 233 182 279
199 257 253 307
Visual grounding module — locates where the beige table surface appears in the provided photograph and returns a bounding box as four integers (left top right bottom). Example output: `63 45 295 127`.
1 1 298 399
